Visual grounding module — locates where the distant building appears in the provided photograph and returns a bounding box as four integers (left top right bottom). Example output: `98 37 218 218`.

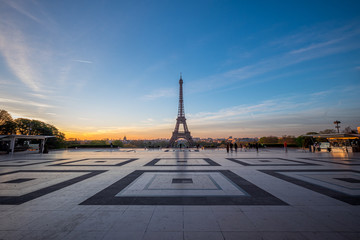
67 138 78 141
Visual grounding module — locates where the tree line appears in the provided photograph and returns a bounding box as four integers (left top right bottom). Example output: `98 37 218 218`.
0 109 65 149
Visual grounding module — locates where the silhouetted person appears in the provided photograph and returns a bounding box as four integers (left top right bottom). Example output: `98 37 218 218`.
255 142 259 152
234 143 238 152
226 142 230 153
230 142 233 151
284 141 287 152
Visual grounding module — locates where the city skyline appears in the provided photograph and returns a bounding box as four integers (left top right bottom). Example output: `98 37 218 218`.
1 0 360 140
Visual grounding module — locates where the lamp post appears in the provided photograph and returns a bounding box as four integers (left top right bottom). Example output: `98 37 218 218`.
334 120 341 133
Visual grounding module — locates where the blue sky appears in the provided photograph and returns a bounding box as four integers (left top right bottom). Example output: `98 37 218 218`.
0 0 359 139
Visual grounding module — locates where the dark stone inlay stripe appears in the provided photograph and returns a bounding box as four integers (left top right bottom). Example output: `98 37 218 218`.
50 158 138 166
80 170 287 206
226 158 319 166
0 170 106 205
144 158 220 166
260 169 360 205
3 178 35 184
300 158 360 166
335 177 360 183
0 158 69 167
172 178 193 184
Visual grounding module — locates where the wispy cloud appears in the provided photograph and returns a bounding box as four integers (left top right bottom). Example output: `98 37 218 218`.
142 88 176 100
0 97 54 108
290 38 344 54
3 0 43 24
72 59 93 64
0 23 41 91
310 90 333 97
191 92 326 126
28 93 48 99
0 0 61 94
185 92 359 137
190 22 360 94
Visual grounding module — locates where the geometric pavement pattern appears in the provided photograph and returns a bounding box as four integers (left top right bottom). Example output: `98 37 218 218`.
0 158 68 167
226 157 319 166
260 169 360 205
80 169 287 205
1 151 360 240
0 170 105 204
300 157 360 165
49 158 138 166
144 158 221 166
0 153 359 206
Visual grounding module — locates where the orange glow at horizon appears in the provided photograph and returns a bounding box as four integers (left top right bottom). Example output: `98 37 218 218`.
63 130 171 140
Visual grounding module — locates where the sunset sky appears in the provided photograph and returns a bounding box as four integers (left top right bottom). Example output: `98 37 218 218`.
1 0 360 140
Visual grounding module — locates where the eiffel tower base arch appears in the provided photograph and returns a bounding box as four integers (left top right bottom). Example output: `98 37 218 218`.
169 131 194 148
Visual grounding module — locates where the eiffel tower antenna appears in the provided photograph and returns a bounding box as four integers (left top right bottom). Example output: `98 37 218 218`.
169 74 194 147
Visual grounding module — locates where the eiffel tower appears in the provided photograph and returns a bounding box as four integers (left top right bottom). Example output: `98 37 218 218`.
169 74 194 147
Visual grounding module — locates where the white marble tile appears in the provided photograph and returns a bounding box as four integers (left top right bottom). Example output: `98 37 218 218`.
147 211 183 231
184 231 224 240
184 211 220 231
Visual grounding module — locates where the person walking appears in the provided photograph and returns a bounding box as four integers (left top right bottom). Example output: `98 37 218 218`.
284 141 288 152
234 142 238 152
226 142 230 153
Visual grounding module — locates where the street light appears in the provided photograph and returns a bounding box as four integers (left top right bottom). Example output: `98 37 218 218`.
334 120 341 133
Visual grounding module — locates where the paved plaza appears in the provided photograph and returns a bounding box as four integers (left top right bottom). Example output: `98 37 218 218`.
0 148 359 240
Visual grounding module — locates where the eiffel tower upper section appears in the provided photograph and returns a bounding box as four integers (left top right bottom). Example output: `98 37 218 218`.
178 76 185 118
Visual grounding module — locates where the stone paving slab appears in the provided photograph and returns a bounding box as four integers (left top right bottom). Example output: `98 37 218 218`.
0 149 359 239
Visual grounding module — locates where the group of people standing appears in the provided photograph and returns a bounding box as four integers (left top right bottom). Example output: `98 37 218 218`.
226 142 260 153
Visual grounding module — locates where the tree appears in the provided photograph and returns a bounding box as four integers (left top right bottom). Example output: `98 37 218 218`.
0 121 17 134
279 135 296 144
258 136 279 144
14 118 65 148
344 126 356 134
0 110 16 135
306 132 318 135
0 109 13 125
112 140 124 147
89 140 107 145
14 118 32 135
319 129 336 134
295 136 313 148
0 110 65 148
